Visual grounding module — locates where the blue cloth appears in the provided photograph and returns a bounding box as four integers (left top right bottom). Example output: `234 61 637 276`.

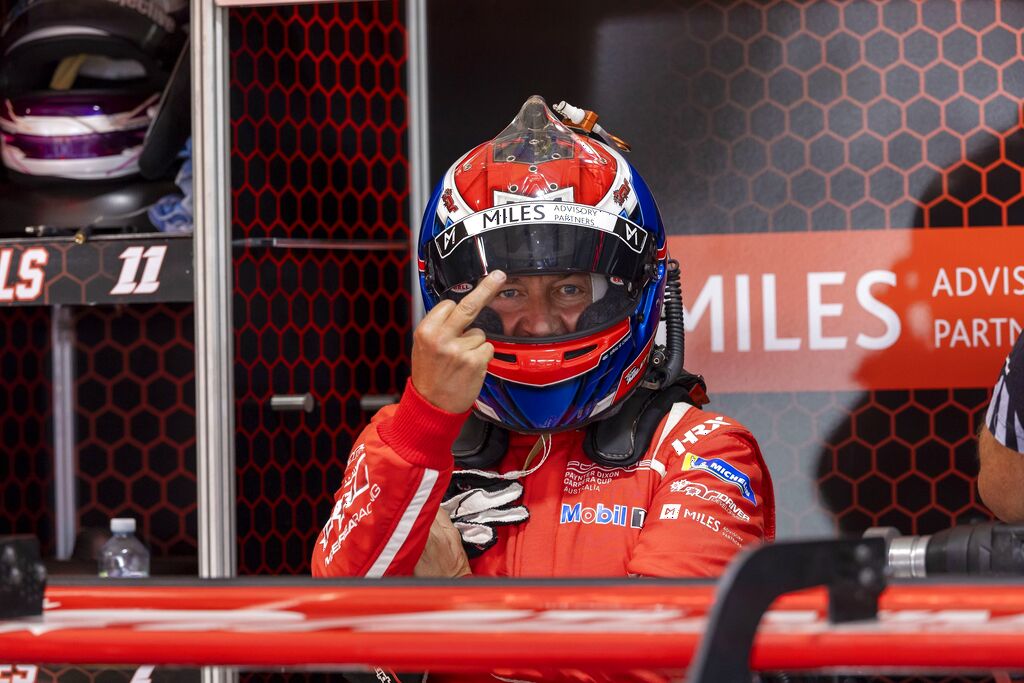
148 138 193 233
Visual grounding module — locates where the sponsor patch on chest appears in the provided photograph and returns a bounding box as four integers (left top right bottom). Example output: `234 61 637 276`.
672 451 757 505
562 459 646 494
669 479 751 522
559 502 647 529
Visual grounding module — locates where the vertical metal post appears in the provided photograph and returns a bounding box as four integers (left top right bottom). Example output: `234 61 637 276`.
194 0 236 581
406 0 430 322
193 2 236 683
50 305 76 560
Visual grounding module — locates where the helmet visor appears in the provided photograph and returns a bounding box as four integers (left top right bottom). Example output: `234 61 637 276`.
426 201 657 340
470 272 639 339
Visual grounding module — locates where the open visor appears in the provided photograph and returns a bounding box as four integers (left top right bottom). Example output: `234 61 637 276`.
426 201 656 297
425 202 658 339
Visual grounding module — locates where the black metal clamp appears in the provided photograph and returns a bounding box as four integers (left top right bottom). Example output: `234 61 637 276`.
0 535 47 619
686 537 887 683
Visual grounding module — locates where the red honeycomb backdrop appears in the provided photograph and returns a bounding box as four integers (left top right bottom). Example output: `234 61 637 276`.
613 0 1024 235
229 1 410 576
74 304 197 557
644 0 1018 539
0 307 52 553
30 667 199 683
32 668 136 683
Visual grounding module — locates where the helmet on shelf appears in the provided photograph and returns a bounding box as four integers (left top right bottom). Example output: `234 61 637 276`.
418 95 668 433
0 0 184 181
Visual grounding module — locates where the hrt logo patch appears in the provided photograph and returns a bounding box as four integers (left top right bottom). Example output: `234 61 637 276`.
675 416 731 446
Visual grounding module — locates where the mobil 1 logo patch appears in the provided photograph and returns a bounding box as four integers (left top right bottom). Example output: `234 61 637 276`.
560 502 647 529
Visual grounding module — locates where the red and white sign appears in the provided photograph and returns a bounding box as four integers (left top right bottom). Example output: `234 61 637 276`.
670 227 1024 392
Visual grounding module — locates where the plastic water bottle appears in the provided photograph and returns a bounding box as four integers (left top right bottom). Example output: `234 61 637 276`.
98 518 150 578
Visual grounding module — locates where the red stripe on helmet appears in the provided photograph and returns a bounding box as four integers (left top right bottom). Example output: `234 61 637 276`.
487 320 631 387
614 333 656 401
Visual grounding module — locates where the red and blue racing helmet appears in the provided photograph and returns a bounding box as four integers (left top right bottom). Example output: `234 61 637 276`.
418 95 668 433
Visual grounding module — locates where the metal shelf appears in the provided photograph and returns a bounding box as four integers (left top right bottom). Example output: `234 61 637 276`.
232 237 408 251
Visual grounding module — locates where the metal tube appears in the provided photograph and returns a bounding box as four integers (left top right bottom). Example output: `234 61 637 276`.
270 394 315 412
231 237 407 251
192 0 236 581
193 3 236 683
51 306 75 561
887 534 931 579
359 394 398 412
406 0 430 323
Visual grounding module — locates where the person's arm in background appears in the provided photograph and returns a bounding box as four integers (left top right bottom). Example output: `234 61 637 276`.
977 425 1024 522
311 271 506 577
978 331 1024 523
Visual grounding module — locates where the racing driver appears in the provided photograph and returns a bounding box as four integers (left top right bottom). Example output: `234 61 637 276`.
312 96 775 679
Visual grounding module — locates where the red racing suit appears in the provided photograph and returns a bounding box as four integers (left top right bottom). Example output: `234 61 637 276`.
312 381 775 679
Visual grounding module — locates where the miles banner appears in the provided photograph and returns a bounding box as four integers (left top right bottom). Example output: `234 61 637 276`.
671 227 1024 392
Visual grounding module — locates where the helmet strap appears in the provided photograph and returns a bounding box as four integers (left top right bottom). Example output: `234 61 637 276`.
582 370 709 468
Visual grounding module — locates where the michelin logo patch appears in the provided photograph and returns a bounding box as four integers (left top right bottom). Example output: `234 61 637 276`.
681 452 757 505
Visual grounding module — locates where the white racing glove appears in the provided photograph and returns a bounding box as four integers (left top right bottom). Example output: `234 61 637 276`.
441 471 530 557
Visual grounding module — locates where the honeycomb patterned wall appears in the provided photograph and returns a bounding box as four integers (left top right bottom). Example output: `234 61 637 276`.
0 307 52 553
589 0 1024 235
30 666 199 683
230 1 410 576
75 304 197 557
715 388 992 536
648 0 1016 537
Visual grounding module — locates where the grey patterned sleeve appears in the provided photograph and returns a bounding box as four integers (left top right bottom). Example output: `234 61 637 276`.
986 332 1024 452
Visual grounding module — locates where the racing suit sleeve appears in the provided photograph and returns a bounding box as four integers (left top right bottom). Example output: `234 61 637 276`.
626 428 775 578
311 380 468 577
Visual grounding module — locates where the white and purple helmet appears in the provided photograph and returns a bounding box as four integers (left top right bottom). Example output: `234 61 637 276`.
0 0 184 181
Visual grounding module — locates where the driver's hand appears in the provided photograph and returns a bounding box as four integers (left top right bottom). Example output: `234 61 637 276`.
410 270 506 413
414 507 472 578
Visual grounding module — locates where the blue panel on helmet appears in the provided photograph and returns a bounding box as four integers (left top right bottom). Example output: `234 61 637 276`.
627 163 666 249
508 381 583 430
418 178 446 258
